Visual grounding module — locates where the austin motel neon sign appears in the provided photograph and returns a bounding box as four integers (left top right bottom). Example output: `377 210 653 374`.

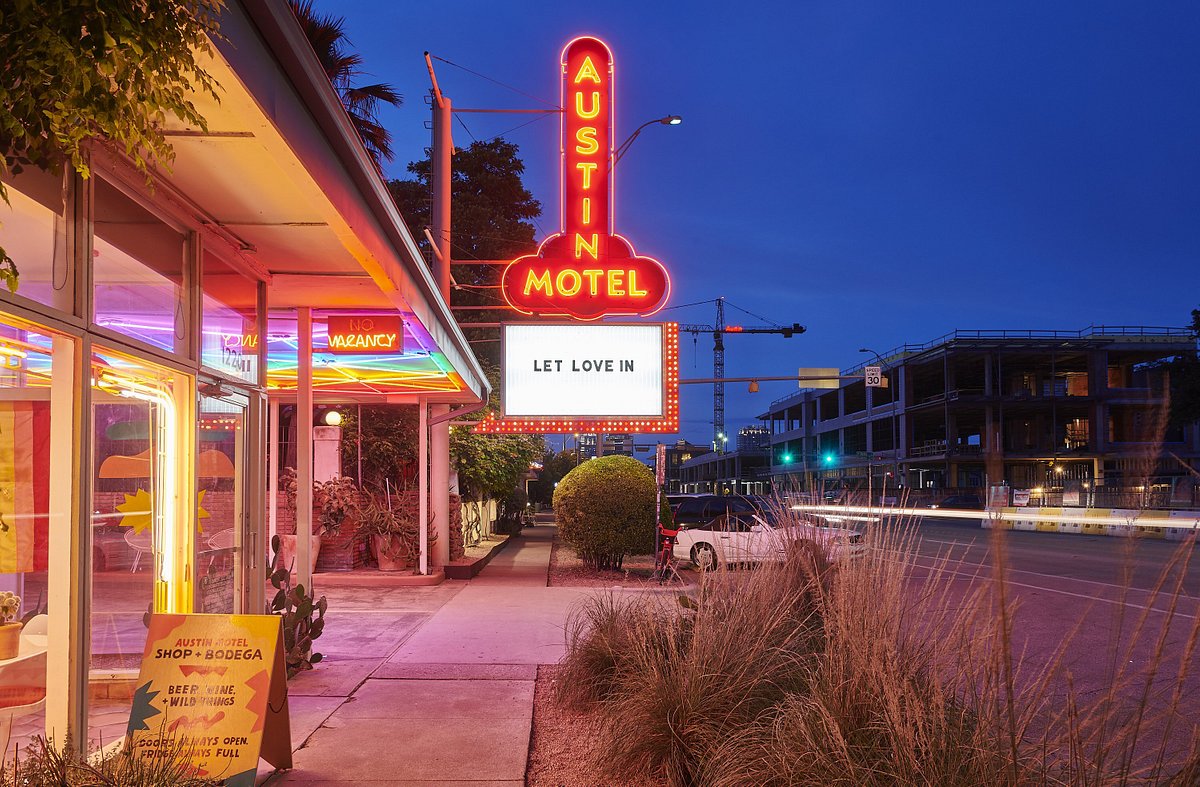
501 37 670 320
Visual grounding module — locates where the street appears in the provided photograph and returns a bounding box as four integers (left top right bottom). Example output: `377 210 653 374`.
912 515 1200 599
906 516 1200 768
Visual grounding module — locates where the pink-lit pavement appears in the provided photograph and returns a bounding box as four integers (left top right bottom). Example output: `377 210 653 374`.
259 523 586 785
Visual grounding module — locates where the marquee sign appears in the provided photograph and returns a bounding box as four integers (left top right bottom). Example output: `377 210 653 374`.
500 37 671 320
474 322 679 434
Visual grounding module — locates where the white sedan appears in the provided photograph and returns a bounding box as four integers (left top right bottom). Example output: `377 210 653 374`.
673 512 865 570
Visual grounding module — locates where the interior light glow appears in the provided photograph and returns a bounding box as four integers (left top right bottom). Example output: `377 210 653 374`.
107 374 179 590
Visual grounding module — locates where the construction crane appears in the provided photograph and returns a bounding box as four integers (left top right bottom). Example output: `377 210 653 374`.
678 298 805 453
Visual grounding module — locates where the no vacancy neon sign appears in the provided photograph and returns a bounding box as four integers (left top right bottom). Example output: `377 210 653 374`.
500 37 671 320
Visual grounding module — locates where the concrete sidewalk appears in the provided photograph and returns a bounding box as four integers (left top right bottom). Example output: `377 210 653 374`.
262 524 584 785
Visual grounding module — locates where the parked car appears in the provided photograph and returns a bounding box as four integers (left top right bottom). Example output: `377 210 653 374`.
929 493 984 510
669 494 772 528
673 511 865 570
665 494 702 514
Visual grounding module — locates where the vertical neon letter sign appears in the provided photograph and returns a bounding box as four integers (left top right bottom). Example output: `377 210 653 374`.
501 37 671 320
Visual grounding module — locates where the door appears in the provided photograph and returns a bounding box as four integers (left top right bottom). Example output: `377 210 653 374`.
196 385 250 613
713 514 756 564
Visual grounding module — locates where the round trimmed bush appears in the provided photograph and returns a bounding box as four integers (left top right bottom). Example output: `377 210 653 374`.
553 455 657 570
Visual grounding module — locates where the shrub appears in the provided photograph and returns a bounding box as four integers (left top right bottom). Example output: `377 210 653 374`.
553 455 656 570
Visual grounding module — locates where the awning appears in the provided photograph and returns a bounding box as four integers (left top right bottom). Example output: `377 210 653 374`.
140 0 488 405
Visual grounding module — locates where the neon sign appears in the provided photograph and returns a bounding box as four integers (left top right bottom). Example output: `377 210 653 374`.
501 37 670 320
326 315 403 354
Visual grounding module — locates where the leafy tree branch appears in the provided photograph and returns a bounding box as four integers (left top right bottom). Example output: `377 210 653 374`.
0 0 223 290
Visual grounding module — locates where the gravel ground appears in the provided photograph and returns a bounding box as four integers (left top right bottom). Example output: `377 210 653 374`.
525 664 666 787
547 534 696 588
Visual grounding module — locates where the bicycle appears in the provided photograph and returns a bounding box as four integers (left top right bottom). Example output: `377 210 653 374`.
653 523 683 584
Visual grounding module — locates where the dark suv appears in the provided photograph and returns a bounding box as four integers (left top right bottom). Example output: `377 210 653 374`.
670 495 771 528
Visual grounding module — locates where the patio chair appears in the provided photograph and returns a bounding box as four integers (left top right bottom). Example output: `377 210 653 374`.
123 528 153 572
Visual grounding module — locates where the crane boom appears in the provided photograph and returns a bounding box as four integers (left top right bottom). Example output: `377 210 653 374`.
677 298 805 453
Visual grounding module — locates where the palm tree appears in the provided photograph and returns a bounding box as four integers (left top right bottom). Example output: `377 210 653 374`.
289 0 403 167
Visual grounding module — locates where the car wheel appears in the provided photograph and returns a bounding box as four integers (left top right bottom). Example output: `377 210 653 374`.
692 543 718 571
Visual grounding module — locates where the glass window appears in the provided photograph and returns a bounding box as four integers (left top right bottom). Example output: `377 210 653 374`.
0 166 72 313
197 391 247 614
0 313 69 760
201 251 259 383
93 179 186 354
89 348 191 747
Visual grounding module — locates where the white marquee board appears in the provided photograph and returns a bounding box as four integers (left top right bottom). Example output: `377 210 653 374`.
503 323 665 418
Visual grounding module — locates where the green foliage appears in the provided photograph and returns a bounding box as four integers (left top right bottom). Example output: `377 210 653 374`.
529 449 578 505
453 426 543 503
269 535 327 678
338 405 418 489
495 485 529 535
449 357 544 502
353 492 433 565
553 455 657 570
1 734 221 785
281 468 362 536
312 475 360 536
0 0 224 291
288 0 401 167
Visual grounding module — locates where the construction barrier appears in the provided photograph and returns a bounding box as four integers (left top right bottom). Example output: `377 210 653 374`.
981 506 1200 539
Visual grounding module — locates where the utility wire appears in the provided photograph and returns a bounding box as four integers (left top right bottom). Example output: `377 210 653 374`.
724 299 783 327
490 111 553 141
657 297 719 314
454 113 478 142
430 54 560 109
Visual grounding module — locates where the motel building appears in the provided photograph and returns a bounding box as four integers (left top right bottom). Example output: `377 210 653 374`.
0 1 487 755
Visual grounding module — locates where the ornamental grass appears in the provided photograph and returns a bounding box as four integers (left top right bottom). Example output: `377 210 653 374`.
558 498 1200 786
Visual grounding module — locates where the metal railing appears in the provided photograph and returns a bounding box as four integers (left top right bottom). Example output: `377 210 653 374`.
769 325 1193 408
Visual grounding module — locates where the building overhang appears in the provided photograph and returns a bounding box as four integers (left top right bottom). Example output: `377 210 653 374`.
148 0 488 405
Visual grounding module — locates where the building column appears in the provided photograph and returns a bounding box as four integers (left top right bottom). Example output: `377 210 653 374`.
268 398 279 553
431 406 451 567
296 308 314 590
418 398 429 575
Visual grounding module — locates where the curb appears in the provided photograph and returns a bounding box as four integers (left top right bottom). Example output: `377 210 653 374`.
444 535 513 579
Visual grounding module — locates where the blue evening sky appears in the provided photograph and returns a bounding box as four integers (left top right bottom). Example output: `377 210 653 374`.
324 0 1200 447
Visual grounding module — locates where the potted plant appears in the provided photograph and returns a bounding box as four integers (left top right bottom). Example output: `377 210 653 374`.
0 591 21 659
355 495 435 571
280 469 361 573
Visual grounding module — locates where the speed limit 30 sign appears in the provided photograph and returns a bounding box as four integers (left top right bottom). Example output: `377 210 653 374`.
865 366 883 387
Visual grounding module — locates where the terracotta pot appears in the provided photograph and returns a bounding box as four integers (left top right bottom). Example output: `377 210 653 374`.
276 533 321 575
370 534 408 571
0 622 21 660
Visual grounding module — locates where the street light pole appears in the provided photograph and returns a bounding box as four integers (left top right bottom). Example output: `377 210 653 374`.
860 348 899 501
611 115 682 169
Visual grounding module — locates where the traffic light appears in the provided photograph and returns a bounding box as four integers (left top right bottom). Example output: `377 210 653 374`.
822 453 835 466
781 452 793 464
